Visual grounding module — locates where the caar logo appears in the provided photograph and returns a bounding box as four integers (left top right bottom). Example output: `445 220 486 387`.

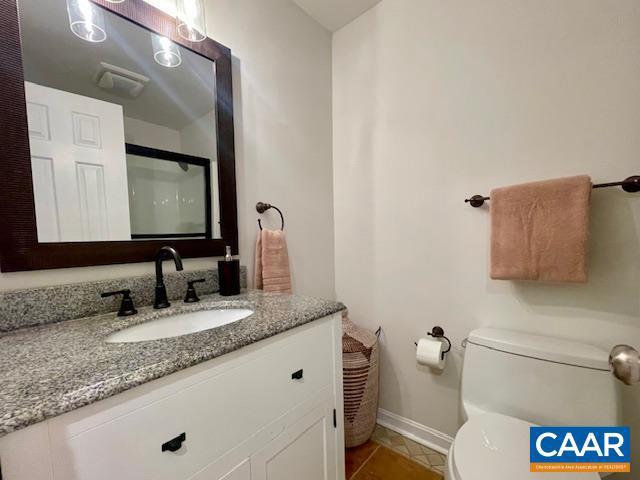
530 427 630 473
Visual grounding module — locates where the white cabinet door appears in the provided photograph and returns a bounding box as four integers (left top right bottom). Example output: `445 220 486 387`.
219 461 251 480
250 400 338 480
25 81 131 242
189 458 251 480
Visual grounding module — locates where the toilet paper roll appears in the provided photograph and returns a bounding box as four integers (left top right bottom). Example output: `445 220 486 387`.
416 337 446 370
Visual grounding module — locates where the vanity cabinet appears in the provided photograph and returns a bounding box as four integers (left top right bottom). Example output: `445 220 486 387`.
0 314 345 480
249 400 336 480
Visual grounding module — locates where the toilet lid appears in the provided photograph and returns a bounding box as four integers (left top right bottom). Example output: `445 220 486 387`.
453 413 600 480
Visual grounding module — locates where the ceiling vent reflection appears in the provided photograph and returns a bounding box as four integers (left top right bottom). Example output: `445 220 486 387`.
95 62 150 98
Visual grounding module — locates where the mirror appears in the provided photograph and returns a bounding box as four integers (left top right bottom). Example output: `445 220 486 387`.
17 0 221 242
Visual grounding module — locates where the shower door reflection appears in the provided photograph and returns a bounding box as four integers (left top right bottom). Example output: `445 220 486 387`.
126 144 212 239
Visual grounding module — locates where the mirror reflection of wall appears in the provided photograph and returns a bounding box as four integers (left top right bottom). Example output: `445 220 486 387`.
18 0 221 243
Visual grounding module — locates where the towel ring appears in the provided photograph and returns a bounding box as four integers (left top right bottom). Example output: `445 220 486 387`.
256 202 285 231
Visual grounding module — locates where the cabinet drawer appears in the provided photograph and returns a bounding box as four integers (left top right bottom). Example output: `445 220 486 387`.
50 319 336 480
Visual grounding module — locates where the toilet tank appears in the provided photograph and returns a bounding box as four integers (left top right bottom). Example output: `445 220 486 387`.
461 328 621 426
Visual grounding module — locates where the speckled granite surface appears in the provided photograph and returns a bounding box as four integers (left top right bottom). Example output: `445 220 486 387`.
0 267 248 332
0 290 345 438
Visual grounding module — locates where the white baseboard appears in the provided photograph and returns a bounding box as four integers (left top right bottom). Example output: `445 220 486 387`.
377 408 454 455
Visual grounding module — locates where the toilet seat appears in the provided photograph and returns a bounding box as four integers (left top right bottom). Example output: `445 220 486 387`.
449 413 600 480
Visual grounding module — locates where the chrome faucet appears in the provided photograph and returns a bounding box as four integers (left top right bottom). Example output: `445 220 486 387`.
154 246 184 309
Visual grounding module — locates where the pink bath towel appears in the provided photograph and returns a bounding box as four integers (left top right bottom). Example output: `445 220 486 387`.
255 229 292 293
490 175 592 283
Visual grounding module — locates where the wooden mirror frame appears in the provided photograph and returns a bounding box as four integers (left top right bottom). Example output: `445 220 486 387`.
0 0 238 272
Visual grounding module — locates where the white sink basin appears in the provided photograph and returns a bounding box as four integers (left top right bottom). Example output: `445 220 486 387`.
106 309 254 343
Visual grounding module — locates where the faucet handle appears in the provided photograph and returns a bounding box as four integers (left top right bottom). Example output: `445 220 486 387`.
184 279 206 303
101 289 138 317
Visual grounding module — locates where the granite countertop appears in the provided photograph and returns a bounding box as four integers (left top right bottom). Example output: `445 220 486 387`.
0 290 345 438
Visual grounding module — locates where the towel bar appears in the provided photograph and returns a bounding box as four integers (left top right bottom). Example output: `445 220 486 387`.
256 202 285 230
465 175 640 208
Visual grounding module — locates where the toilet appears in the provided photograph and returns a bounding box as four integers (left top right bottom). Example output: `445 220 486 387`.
446 328 620 480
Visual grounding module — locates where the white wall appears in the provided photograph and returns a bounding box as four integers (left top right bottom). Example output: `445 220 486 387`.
124 117 182 152
333 0 640 474
209 0 335 298
181 110 222 238
0 0 335 300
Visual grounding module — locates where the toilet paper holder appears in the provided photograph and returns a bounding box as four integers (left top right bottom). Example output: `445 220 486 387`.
414 326 452 360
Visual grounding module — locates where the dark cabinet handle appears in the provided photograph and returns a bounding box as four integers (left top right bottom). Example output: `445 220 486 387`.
291 369 303 380
162 433 186 453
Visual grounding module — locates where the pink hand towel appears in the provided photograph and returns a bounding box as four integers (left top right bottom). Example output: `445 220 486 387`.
490 175 592 283
255 229 292 293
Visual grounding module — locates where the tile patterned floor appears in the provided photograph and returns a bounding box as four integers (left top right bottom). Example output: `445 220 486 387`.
345 424 446 480
372 424 446 475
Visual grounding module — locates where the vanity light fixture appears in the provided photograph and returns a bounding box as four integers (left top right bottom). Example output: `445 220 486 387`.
66 0 107 43
176 0 206 42
152 34 182 67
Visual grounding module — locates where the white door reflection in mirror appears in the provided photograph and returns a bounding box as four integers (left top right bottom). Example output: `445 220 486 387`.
26 81 131 242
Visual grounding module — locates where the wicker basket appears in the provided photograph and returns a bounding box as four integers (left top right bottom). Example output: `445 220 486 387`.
342 311 380 448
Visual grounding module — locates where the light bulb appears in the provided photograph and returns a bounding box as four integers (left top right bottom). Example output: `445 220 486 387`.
67 0 107 43
176 0 206 42
152 34 182 68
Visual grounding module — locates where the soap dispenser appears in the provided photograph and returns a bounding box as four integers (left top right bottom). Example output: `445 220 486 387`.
218 246 240 296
